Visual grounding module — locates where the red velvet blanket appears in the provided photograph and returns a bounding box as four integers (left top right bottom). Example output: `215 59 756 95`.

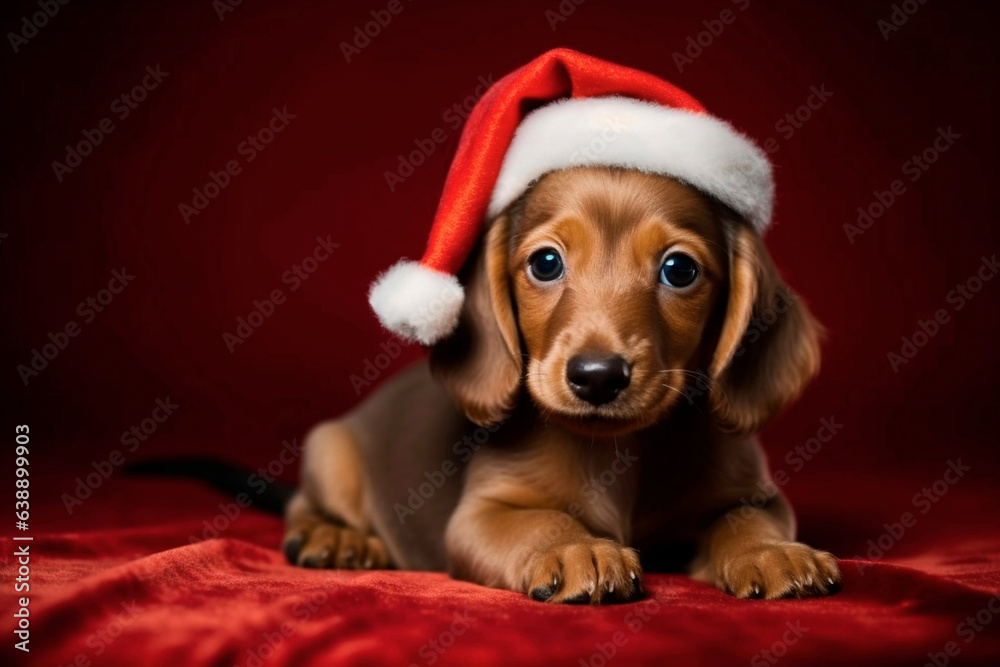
4 454 999 667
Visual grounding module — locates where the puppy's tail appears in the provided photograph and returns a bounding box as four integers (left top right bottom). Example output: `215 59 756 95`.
125 457 294 515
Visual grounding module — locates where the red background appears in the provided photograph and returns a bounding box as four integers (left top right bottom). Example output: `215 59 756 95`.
2 1 999 665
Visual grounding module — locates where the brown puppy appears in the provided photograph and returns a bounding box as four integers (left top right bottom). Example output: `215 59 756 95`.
284 166 841 603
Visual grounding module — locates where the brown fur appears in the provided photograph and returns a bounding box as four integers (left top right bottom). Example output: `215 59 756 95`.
284 167 840 603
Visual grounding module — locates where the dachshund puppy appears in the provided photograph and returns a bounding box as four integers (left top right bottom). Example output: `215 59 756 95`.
283 166 841 603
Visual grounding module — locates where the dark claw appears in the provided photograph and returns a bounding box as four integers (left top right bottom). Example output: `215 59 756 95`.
600 583 645 605
283 535 304 564
826 578 842 595
530 585 554 602
621 584 645 603
563 591 591 605
301 551 328 569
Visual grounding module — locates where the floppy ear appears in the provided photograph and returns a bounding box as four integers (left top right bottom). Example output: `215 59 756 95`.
430 214 522 427
707 222 822 434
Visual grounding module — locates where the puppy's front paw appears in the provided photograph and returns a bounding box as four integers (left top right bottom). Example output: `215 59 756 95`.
718 541 841 600
523 539 643 604
283 520 390 570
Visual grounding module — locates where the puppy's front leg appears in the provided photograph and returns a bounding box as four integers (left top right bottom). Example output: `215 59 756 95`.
446 497 642 604
691 492 841 599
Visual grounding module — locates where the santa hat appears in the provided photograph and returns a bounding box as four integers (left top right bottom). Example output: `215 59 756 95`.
369 48 773 345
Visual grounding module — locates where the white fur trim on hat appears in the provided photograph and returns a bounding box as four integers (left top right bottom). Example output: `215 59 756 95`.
368 260 464 345
488 96 774 233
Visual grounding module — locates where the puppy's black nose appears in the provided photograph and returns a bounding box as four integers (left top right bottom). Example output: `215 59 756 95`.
566 354 630 406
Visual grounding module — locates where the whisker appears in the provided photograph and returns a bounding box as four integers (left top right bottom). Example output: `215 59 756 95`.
654 368 727 399
660 382 685 397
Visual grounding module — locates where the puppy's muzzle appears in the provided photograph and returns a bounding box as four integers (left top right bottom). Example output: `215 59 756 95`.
566 354 631 406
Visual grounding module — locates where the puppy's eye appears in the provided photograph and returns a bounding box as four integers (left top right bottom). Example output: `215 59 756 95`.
528 249 564 282
659 253 698 288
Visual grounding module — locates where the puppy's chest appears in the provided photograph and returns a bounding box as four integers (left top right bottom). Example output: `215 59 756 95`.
559 443 645 543
628 433 744 544
511 422 724 544
575 434 722 545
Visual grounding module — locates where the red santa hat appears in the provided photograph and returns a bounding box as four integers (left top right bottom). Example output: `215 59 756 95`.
369 48 773 345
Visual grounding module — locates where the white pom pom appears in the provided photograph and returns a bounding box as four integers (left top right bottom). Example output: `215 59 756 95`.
368 261 464 345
